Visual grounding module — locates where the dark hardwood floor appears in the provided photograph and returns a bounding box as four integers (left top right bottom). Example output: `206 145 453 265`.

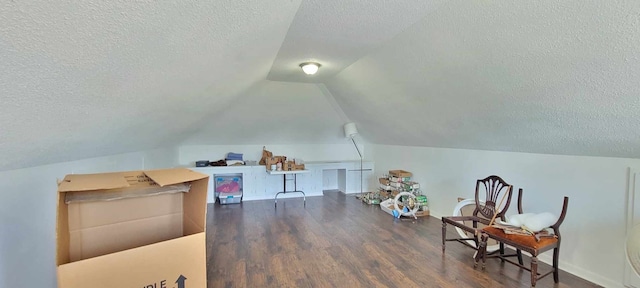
206 191 601 288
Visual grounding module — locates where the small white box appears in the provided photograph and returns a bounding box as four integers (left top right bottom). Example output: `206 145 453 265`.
379 184 393 190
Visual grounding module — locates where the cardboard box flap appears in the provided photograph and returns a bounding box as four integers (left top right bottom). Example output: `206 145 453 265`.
58 174 130 192
144 168 208 187
65 183 190 204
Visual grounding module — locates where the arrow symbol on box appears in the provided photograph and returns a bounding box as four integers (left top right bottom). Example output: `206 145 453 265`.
176 275 187 288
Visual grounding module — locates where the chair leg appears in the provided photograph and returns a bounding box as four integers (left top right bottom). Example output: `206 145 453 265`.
531 256 538 287
517 249 523 265
553 247 560 283
442 221 446 253
477 233 488 269
474 235 482 268
499 242 505 262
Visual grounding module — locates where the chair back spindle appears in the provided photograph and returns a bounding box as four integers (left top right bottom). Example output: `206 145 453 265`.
474 175 513 220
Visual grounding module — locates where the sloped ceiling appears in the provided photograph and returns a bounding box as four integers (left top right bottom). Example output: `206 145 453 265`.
1 0 640 171
326 0 640 158
181 81 351 145
267 0 446 82
0 0 302 171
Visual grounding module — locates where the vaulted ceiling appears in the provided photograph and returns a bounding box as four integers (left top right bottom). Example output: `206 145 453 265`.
1 0 639 171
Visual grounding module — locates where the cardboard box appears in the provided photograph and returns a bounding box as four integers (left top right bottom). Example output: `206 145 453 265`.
415 209 430 217
281 161 305 171
389 176 411 183
282 161 295 171
402 182 420 190
389 170 412 178
56 168 208 288
379 184 393 190
265 156 287 171
379 178 390 185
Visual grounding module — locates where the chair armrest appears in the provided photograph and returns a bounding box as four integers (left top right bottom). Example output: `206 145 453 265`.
443 215 492 234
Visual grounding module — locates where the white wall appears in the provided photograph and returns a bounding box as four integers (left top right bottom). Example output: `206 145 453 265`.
0 147 178 288
10 141 628 287
181 81 358 147
373 144 636 288
178 144 371 166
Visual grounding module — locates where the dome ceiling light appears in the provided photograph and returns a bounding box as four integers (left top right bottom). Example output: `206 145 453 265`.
299 62 321 75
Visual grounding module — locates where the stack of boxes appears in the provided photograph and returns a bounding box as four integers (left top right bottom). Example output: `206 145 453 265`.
378 170 429 217
378 170 412 200
282 160 305 171
377 177 394 199
264 156 305 171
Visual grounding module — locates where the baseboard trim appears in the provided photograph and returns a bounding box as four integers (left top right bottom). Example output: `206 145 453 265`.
541 255 621 288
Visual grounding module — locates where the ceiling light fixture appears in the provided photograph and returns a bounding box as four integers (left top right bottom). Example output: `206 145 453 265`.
299 62 321 75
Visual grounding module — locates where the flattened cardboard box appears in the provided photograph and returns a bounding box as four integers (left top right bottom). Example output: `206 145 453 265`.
56 168 208 288
388 170 412 178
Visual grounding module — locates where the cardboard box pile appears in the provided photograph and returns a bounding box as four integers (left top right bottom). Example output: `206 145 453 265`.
264 156 286 170
55 168 208 288
282 160 305 171
377 170 429 216
264 156 305 171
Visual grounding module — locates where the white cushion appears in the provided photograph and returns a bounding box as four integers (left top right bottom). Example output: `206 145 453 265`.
506 213 534 226
523 212 557 232
505 212 557 232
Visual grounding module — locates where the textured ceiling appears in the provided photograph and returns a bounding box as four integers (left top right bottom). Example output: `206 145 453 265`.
327 0 640 158
182 81 351 145
266 0 446 83
2 0 640 171
0 0 302 171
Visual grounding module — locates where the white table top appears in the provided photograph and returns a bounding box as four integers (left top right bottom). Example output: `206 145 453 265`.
267 169 310 175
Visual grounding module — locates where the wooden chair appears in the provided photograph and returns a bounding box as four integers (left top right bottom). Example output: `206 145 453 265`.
476 193 569 287
441 175 518 263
